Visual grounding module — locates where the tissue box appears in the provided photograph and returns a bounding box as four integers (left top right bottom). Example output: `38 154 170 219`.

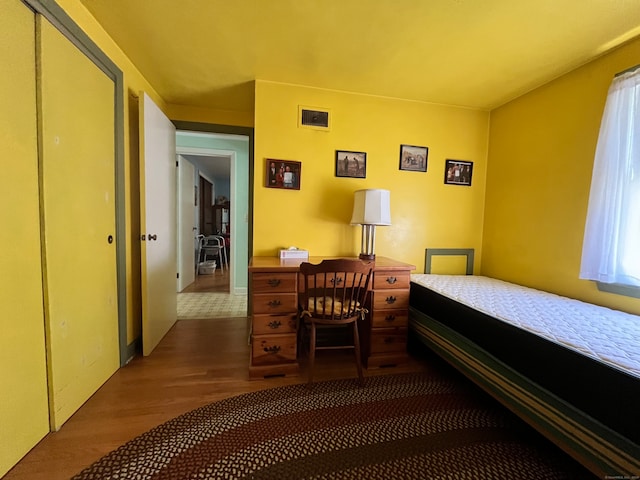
279 249 309 259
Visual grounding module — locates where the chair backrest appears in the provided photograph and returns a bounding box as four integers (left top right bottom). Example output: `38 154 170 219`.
211 234 226 246
203 235 222 251
299 259 374 321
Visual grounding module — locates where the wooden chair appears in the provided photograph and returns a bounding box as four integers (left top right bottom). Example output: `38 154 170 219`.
298 259 374 386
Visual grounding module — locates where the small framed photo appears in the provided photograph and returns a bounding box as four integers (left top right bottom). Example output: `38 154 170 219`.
444 159 473 186
399 144 428 172
335 150 366 178
265 159 301 190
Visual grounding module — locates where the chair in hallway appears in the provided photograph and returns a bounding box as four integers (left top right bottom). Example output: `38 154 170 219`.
199 235 225 273
298 258 374 386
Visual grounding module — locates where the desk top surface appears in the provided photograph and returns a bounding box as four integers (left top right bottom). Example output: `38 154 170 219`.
249 256 415 272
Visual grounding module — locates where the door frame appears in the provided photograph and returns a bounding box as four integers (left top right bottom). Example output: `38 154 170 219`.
173 121 255 293
25 0 128 365
177 155 197 292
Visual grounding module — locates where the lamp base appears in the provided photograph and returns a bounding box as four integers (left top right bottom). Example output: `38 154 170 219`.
359 253 376 260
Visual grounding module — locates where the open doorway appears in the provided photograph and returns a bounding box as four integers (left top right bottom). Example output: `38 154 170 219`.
174 129 250 319
178 154 231 293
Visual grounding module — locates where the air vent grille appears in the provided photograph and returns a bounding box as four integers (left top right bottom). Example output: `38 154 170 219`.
301 109 329 128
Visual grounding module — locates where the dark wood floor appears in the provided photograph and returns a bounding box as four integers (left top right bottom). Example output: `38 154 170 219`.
4 306 429 479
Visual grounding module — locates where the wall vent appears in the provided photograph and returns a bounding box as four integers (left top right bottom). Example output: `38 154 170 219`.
299 106 331 130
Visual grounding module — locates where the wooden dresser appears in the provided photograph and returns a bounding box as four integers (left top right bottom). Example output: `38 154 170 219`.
248 256 415 378
364 261 413 368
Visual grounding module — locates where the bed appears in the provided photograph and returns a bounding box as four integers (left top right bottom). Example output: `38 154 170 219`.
408 249 640 478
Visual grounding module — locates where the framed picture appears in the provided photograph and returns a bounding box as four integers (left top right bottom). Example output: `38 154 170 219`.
265 159 302 190
335 150 366 178
444 159 473 186
399 144 428 172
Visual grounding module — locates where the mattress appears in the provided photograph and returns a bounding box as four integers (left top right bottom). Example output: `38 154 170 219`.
411 274 640 379
409 274 640 447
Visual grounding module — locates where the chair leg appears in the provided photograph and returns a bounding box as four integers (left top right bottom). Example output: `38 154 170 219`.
222 247 229 270
308 323 316 387
352 322 364 386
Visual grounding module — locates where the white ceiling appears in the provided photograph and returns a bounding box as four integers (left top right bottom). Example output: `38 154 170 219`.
80 1 640 113
181 154 231 181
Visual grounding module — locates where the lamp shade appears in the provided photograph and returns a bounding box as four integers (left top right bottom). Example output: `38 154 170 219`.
350 189 391 226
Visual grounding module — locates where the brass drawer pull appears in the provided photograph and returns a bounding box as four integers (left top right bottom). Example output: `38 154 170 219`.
268 320 282 329
263 345 281 354
385 296 397 304
267 300 282 307
267 278 281 287
385 314 396 322
330 277 343 285
386 276 397 284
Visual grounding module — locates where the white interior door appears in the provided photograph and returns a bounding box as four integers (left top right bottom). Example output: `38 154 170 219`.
140 92 177 356
177 156 196 291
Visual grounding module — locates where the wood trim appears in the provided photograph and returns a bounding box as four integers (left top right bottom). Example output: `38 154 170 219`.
425 248 474 275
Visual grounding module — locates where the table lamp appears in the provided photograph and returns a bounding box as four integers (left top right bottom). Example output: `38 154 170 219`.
350 189 391 260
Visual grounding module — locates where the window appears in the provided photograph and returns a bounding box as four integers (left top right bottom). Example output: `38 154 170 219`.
580 67 640 289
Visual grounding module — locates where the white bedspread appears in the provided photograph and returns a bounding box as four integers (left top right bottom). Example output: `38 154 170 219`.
411 274 640 380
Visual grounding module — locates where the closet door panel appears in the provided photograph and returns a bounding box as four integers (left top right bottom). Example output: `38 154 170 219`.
0 1 49 475
38 16 119 430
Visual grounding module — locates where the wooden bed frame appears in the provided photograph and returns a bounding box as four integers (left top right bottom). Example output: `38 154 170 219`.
409 249 640 478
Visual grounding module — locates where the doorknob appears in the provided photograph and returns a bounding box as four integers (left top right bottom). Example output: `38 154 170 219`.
107 235 114 244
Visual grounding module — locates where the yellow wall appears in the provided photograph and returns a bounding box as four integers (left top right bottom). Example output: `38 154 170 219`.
166 103 254 128
484 37 640 315
253 81 489 271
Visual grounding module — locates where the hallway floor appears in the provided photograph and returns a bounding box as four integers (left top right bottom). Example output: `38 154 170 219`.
178 267 246 319
181 267 230 293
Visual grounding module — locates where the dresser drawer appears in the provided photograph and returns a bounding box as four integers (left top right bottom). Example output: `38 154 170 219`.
252 293 297 314
370 327 408 354
252 272 297 293
251 333 297 365
371 309 408 328
372 289 409 310
373 271 410 290
253 313 297 335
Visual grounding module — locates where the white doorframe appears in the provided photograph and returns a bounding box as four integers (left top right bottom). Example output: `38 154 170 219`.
177 155 196 292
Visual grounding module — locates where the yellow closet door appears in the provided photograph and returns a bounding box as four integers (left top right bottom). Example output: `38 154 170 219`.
0 0 49 475
38 16 119 430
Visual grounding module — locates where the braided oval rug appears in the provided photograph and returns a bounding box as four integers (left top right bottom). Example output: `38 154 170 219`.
72 369 594 480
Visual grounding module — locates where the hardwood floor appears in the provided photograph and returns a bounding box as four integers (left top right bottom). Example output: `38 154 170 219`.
181 267 230 293
4 314 429 479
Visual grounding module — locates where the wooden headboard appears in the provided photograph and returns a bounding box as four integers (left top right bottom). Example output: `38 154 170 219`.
424 248 474 275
